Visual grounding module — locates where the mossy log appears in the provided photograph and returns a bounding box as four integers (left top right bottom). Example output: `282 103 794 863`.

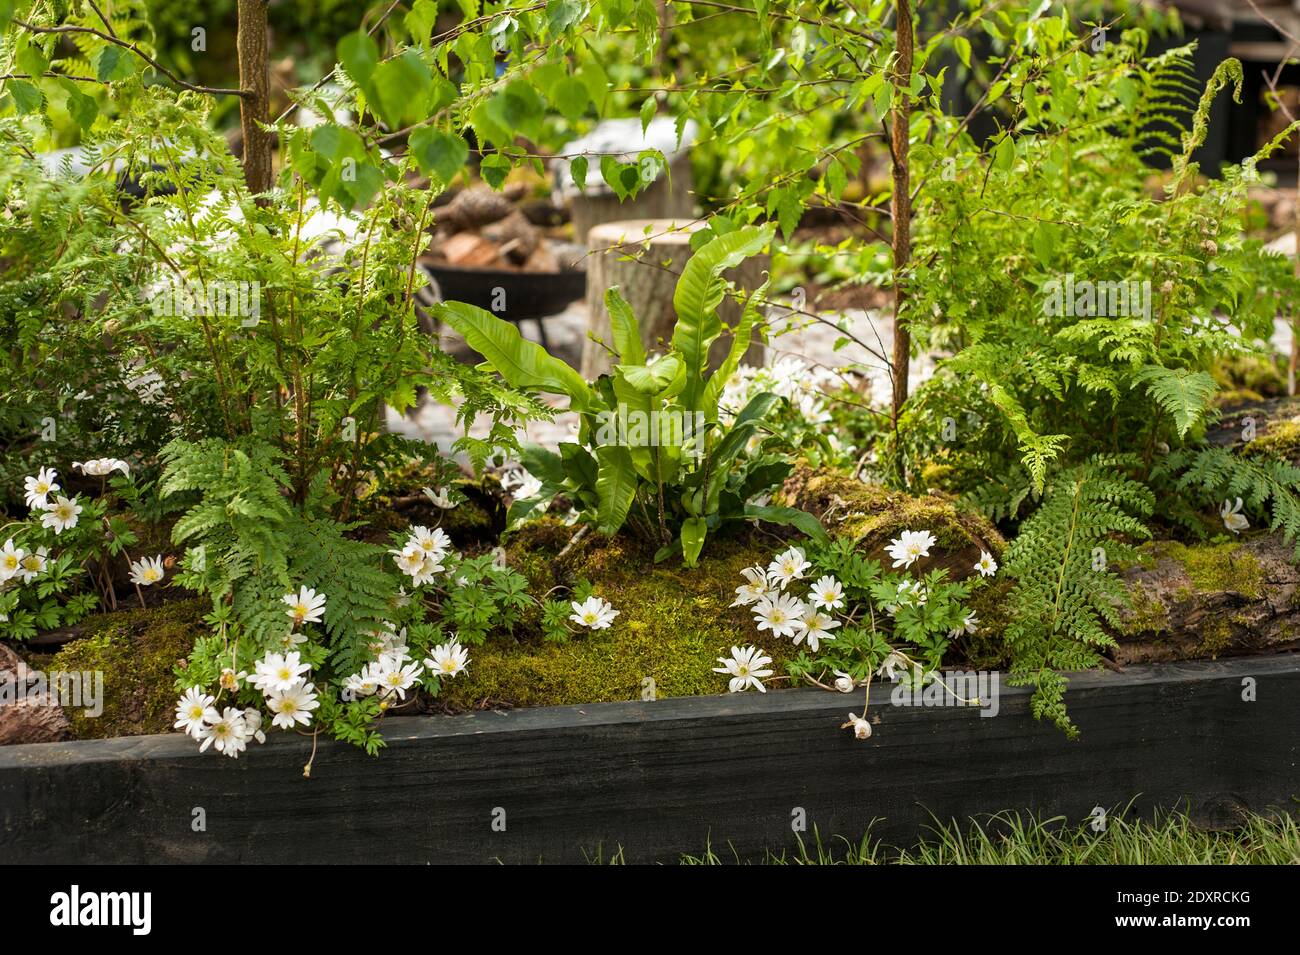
1116 535 1300 665
776 466 1006 579
44 599 204 739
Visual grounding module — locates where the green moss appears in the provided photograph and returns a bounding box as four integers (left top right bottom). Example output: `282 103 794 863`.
1243 418 1300 464
1197 617 1234 657
1118 585 1171 636
443 530 793 709
1153 540 1264 599
957 578 1013 669
1210 353 1286 401
50 598 204 739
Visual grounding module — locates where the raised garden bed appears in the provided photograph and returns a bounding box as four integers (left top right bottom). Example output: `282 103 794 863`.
2 653 1295 864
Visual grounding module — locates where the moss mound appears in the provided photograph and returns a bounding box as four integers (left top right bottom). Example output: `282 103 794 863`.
50 598 203 739
776 466 1006 579
440 522 796 709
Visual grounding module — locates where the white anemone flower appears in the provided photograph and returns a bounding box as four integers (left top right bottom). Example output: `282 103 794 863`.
885 529 937 568
40 495 82 534
128 554 166 587
793 609 840 652
502 468 543 500
242 708 267 745
408 525 451 560
425 640 470 679
570 596 620 630
810 575 845 611
842 712 873 740
833 670 856 693
1221 498 1249 534
0 539 25 582
877 650 908 682
267 683 320 729
74 458 130 477
250 651 311 695
282 586 326 626
23 467 60 509
766 546 811 588
343 670 379 699
373 652 423 701
974 550 998 577
731 565 772 607
198 707 249 757
948 611 979 639
173 687 218 740
753 592 805 639
712 645 774 693
422 486 455 508
17 547 48 584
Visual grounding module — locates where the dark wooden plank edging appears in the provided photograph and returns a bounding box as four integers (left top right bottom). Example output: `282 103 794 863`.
1 654 1296 863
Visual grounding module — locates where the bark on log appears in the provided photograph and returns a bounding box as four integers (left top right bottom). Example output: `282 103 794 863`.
0 644 70 746
1116 535 1300 665
582 218 767 379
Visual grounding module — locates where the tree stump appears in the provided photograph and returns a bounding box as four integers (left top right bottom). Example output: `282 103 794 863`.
582 218 768 379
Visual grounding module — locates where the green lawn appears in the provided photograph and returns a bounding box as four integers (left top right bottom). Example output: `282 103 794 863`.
670 810 1300 865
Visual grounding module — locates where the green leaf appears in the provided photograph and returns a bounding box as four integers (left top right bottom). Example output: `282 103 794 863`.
551 76 590 122
409 127 468 185
570 155 588 190
338 31 380 87
63 84 98 129
16 41 49 79
405 0 439 42
479 153 510 189
702 279 769 420
617 354 682 395
95 45 134 82
604 287 644 365
8 80 43 115
599 155 640 200
436 301 594 411
680 516 707 567
993 134 1015 172
672 223 776 410
594 445 637 534
954 35 972 69
372 51 432 129
1134 366 1218 439
743 505 830 545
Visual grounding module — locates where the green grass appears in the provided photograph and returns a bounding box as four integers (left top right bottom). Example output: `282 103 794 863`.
674 809 1300 865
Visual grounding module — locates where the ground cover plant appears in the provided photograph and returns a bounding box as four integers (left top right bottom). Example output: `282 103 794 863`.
1 0 1300 777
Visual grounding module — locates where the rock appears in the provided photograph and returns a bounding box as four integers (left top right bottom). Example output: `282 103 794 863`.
0 644 71 745
1115 536 1300 665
